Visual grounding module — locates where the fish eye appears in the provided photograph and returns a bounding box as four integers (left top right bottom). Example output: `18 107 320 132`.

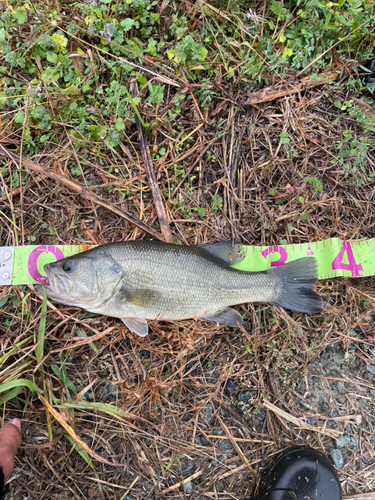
62 260 74 273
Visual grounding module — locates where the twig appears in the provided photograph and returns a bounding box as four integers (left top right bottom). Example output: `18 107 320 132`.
344 495 375 500
161 470 202 493
243 67 341 106
0 145 164 241
263 400 342 438
216 414 257 479
130 77 173 243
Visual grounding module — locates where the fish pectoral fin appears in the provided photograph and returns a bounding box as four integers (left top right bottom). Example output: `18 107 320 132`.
201 308 243 327
120 288 161 307
122 317 149 337
197 240 245 266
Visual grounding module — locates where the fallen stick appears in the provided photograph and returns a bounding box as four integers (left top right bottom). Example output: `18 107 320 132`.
217 414 256 479
161 470 202 494
0 145 164 241
263 400 341 439
344 494 375 500
243 67 341 106
130 77 173 243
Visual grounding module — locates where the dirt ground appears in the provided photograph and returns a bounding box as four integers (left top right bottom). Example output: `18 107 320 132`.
1 70 375 499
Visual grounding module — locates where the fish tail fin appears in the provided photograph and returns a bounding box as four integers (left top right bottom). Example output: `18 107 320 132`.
268 257 323 313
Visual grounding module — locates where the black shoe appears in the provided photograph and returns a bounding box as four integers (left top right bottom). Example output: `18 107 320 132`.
253 445 342 500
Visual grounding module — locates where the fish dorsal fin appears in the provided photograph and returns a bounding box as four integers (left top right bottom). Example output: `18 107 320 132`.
201 307 243 327
121 288 161 307
122 317 149 337
198 240 245 266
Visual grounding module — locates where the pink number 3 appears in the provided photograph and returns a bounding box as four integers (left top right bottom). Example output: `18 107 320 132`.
261 245 288 267
331 241 363 277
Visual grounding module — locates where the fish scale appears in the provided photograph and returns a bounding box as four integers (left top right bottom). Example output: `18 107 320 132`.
36 240 323 337
108 242 275 318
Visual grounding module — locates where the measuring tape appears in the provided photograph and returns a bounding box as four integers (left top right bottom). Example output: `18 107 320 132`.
0 238 374 286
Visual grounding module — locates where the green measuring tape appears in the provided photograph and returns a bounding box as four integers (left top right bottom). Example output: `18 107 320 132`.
0 238 374 286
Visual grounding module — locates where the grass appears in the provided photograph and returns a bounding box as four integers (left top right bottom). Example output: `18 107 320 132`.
0 0 375 497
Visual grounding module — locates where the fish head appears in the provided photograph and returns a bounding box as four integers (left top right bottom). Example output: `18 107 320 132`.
42 254 100 307
40 249 125 310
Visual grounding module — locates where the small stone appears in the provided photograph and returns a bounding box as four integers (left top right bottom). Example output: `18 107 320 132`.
219 439 234 451
349 357 357 367
182 413 193 422
336 436 350 448
82 389 95 402
321 402 329 413
327 421 339 430
182 462 194 477
211 459 218 467
213 428 225 436
336 396 346 404
184 481 194 494
195 435 211 446
201 436 212 446
308 418 317 426
256 409 266 421
224 379 240 396
201 403 213 424
140 349 151 358
364 372 373 381
98 369 110 378
349 436 357 448
219 405 229 418
208 371 219 383
296 383 304 395
215 480 224 492
144 482 153 492
238 391 253 403
101 383 119 402
330 449 344 468
365 365 375 375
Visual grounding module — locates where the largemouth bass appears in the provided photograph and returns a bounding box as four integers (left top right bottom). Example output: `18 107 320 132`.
35 240 323 337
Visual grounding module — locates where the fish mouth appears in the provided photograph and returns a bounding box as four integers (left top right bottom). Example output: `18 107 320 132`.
43 265 73 296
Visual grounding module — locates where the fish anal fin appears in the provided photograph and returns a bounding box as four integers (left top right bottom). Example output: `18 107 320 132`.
201 307 243 327
121 289 161 307
198 240 245 266
122 317 149 337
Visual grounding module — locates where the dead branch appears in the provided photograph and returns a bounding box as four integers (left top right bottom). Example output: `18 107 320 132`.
130 77 173 243
243 67 341 106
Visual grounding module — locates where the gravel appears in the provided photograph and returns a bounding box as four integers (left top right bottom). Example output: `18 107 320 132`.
331 449 344 468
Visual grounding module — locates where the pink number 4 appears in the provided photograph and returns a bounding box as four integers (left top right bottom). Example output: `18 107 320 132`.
332 241 363 277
